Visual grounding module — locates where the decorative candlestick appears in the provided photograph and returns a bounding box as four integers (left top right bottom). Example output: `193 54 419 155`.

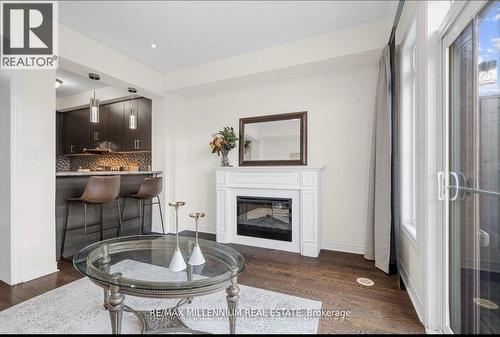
168 201 186 272
188 212 206 266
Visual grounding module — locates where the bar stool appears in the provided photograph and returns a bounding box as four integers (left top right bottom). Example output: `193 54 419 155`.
121 177 165 235
60 176 123 259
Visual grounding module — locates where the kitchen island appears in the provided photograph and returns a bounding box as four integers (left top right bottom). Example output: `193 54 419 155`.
56 171 162 259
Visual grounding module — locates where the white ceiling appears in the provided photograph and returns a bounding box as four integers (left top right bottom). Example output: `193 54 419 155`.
56 69 108 98
59 1 397 73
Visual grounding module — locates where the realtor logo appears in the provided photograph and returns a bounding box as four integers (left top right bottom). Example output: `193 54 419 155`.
1 1 58 69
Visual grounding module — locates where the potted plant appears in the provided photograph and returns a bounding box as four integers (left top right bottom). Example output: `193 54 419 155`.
243 139 252 154
210 127 238 167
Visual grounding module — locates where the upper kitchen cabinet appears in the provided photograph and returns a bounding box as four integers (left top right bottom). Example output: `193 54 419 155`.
87 104 110 150
58 97 152 154
56 111 64 155
122 97 152 152
108 101 125 152
63 108 89 154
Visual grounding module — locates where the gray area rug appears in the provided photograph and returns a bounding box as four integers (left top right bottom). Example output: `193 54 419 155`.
0 260 321 334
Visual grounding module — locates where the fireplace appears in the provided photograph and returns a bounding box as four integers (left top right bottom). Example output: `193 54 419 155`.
237 196 292 242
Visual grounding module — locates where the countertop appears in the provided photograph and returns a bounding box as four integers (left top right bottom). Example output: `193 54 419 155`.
56 170 162 177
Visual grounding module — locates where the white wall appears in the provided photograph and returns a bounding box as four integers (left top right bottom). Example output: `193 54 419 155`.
56 86 131 111
151 94 186 234
59 24 163 95
172 65 378 252
9 70 57 284
164 19 391 92
0 71 11 283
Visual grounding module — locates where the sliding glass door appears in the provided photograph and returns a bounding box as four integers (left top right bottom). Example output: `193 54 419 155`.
446 1 500 334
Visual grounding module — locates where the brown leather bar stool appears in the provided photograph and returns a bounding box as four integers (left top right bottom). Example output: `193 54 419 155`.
60 176 123 259
121 177 165 235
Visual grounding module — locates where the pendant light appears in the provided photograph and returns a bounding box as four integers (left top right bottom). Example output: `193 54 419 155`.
88 73 100 123
128 87 138 130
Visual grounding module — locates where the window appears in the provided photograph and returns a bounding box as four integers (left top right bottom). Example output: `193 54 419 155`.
401 21 417 241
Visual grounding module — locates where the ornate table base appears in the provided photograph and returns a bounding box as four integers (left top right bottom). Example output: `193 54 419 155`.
124 304 207 334
105 276 240 335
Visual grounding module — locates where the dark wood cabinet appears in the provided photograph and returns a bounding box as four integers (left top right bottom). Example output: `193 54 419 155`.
87 104 110 150
58 97 151 154
137 98 152 151
108 101 125 152
63 108 89 154
122 98 151 151
56 111 64 155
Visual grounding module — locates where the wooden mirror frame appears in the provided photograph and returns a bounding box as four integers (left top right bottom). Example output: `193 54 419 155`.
239 111 307 166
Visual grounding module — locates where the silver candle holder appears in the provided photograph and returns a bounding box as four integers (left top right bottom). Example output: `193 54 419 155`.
168 201 186 272
188 212 206 266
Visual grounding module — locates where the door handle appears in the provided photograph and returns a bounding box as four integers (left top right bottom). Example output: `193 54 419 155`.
437 171 464 201
449 171 460 201
438 171 446 201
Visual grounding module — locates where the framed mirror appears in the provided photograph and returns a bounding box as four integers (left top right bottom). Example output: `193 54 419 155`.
239 111 307 166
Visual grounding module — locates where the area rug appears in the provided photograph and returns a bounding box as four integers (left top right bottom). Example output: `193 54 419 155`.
0 260 321 334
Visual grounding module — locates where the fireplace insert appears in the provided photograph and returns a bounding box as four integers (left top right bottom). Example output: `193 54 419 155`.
237 196 292 242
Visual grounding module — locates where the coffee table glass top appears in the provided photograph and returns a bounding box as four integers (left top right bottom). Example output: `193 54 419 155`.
73 235 245 292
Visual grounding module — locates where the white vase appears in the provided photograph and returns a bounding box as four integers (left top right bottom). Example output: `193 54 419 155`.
188 244 206 266
169 247 186 272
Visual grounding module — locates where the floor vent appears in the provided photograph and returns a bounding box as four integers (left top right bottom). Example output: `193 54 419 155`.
356 277 375 287
473 297 498 310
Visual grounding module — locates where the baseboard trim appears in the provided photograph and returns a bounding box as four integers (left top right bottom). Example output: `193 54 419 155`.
321 241 365 255
398 259 424 323
425 327 443 334
184 224 216 235
19 263 59 284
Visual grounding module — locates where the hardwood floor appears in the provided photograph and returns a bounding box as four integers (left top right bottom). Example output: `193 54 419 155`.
0 232 424 334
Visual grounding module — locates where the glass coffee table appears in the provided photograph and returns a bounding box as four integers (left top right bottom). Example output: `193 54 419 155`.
73 235 245 334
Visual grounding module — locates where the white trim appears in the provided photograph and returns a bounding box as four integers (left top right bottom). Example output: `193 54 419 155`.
215 167 323 258
425 327 443 335
402 223 418 248
182 225 365 255
399 259 424 323
9 71 22 285
320 241 365 255
18 263 59 284
183 224 216 235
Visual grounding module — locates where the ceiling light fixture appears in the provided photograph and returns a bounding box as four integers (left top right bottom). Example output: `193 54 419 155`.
128 87 138 130
150 43 157 49
55 78 63 88
88 73 101 123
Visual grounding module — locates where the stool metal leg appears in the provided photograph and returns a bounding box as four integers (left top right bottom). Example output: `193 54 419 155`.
157 196 165 235
100 204 103 241
120 197 126 226
141 200 146 234
83 203 87 245
60 201 70 259
116 198 124 237
138 199 143 236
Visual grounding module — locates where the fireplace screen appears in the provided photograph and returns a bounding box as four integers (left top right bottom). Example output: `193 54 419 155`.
237 196 292 242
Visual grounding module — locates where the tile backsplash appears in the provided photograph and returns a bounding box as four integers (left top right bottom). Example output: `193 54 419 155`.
56 152 152 172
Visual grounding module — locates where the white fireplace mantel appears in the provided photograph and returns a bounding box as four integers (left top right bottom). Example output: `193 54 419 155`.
215 166 324 257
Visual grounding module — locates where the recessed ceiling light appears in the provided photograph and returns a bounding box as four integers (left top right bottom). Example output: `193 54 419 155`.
55 78 63 88
150 43 157 49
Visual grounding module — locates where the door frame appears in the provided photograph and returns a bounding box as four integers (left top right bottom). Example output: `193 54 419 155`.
437 0 488 333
